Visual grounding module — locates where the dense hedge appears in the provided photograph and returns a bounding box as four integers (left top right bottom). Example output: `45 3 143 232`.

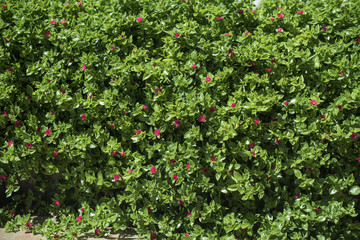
1 0 360 239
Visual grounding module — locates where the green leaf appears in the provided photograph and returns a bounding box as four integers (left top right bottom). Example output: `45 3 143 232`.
349 186 360 195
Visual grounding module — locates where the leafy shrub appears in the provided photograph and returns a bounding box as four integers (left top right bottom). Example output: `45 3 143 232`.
1 0 360 239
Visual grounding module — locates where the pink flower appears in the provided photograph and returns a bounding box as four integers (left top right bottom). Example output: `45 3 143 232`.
252 8 256 13
136 130 141 135
276 28 282 32
142 105 148 110
80 208 84 212
60 20 67 24
284 101 289 106
170 159 176 164
314 208 319 212
322 26 328 31
8 140 13 146
110 124 114 128
60 89 66 94
252 152 256 156
53 213 56 216
178 200 184 204
275 140 281 145
270 17 275 21
55 200 60 206
228 48 233 58
173 175 178 180
310 100 317 105
238 10 243 14
150 233 156 239
128 168 133 173
296 193 299 198
77 216 82 222
64 4 70 7
211 156 216 162
266 68 271 73
155 88 162 94
216 16 223 21
113 150 118 156
209 107 215 112
231 103 236 108
81 114 86 120
147 206 152 212
187 212 192 218
185 234 190 237
278 13 284 18
25 143 32 149
90 93 93 99
339 72 344 76
150 167 156 174
15 121 21 127
114 174 119 181
95 228 101 235
186 163 190 168
26 221 31 228
73 233 77 237
82 65 87 70
77 2 82 6
308 168 313 172
203 168 208 173
174 119 181 126
45 129 51 136
199 115 206 122
10 212 15 217
5 38 9 43
337 105 343 110
321 114 325 119
154 129 160 136
298 10 304 15
175 33 180 37
4 110 8 117
51 20 57 24
136 17 143 22
192 64 197 69
206 76 211 82
357 157 360 163
248 142 255 149
245 32 249 36
120 152 125 158
351 133 357 140
111 46 115 50
254 119 260 124
54 235 59 239
356 37 360 42
224 33 229 36
53 152 59 158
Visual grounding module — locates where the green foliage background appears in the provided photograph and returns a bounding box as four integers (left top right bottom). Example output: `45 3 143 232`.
1 0 360 239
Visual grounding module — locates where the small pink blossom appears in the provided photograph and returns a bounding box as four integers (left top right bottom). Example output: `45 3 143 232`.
209 107 215 112
254 119 260 124
120 152 125 158
173 175 178 180
51 20 57 24
25 143 32 149
231 103 236 108
147 206 152 212
82 65 87 70
275 140 281 145
278 13 284 18
296 193 299 198
339 72 344 76
211 156 216 162
64 4 70 7
322 26 328 31
357 157 360 163
150 233 156 239
154 129 160 136
228 48 233 58
55 200 60 206
276 28 282 32
245 32 249 36
110 124 114 128
216 16 223 21
356 37 360 42
192 64 197 69
308 168 313 172
4 110 8 117
10 212 15 217
142 106 148 110
81 114 86 120
186 163 190 168
199 115 206 122
170 159 176 164
90 93 94 99
77 216 82 222
113 151 118 156
206 76 211 82
155 88 162 94
337 105 343 110
238 10 243 14
298 10 304 15
150 167 156 174
178 200 184 204
15 121 21 127
5 38 9 43
315 208 319 212
174 119 181 126
45 32 50 36
310 100 317 105
136 17 143 22
128 169 133 173
321 114 325 119
175 33 180 37
136 130 141 135
77 2 82 6
203 168 208 173
187 212 192 218
26 221 31 228
252 152 256 156
8 140 13 146
252 8 256 14
60 20 67 24
114 174 119 181
270 17 275 21
184 234 190 237
45 129 51 136
351 133 357 140
80 208 84 212
95 228 101 235
250 61 255 66
224 33 229 36
111 46 115 50
266 68 271 73
284 101 289 106
53 152 59 158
